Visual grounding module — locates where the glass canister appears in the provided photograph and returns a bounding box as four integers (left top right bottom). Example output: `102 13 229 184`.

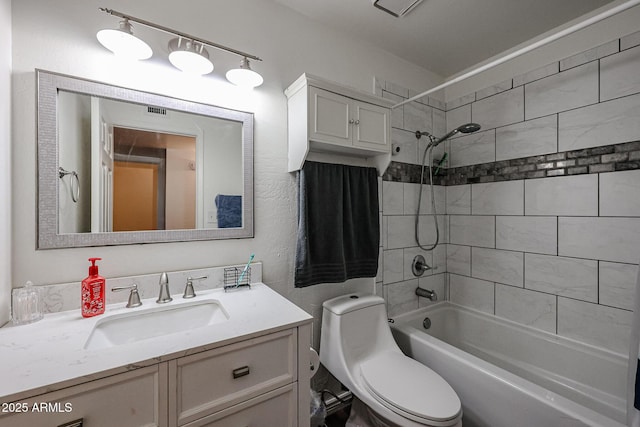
11 281 44 325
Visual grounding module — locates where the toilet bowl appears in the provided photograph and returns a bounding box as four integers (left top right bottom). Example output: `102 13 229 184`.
320 293 462 427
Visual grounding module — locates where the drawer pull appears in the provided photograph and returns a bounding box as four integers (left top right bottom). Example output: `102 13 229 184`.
232 365 250 379
58 419 83 427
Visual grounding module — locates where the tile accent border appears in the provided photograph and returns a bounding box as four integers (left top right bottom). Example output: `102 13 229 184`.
382 161 446 185
384 140 640 185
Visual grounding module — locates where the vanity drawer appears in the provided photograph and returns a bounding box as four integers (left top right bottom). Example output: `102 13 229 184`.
171 329 297 426
182 383 297 427
0 365 166 427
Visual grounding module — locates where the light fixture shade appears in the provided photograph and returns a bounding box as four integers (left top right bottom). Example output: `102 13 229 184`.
226 57 264 88
96 19 152 60
168 38 214 75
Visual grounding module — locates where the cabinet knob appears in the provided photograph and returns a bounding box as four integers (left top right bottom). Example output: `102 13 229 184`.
348 119 355 124
354 120 360 125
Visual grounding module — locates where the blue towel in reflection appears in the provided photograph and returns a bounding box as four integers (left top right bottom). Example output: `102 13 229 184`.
215 195 242 228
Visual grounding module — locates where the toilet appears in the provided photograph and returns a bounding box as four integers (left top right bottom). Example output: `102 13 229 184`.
320 293 462 427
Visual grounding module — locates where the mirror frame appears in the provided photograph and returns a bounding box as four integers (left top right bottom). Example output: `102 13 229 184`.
37 70 254 249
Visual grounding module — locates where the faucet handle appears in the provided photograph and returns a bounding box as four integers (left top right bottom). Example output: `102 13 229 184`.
111 283 142 308
184 275 208 299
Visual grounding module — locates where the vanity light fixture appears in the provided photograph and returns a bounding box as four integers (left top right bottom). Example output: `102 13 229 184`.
96 18 152 60
97 8 264 87
168 37 214 75
226 57 264 89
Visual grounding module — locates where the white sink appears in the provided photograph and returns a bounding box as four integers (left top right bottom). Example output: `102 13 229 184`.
84 299 229 350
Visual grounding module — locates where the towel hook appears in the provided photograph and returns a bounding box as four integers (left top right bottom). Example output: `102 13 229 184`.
58 167 80 203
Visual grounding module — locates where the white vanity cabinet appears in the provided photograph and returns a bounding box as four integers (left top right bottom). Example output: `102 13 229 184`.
1 327 310 427
0 283 312 427
286 73 393 174
0 365 167 427
181 385 297 427
169 330 297 426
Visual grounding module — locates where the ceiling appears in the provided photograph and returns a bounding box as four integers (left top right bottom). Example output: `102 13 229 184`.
272 0 616 77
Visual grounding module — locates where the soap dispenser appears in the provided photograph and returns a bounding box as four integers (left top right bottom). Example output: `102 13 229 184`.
82 258 105 318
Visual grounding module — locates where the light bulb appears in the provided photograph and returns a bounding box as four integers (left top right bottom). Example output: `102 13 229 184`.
168 38 214 75
96 20 152 60
226 57 263 88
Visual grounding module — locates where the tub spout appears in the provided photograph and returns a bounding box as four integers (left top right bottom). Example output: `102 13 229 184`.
416 287 437 301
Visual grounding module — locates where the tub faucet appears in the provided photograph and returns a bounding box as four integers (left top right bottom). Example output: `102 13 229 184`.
412 255 435 277
416 287 437 301
157 272 172 303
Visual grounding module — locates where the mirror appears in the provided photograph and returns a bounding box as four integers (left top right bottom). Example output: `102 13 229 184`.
37 70 254 249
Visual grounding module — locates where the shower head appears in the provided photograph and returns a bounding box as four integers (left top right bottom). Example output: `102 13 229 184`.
428 122 481 148
457 123 481 134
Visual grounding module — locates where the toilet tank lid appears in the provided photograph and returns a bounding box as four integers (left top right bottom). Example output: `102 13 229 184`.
322 294 385 315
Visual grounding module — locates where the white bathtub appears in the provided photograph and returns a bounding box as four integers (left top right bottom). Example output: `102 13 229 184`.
390 302 627 427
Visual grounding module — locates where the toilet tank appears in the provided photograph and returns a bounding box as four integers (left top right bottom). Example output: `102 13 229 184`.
320 294 398 372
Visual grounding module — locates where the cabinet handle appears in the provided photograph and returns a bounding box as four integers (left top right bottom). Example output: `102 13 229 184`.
232 365 250 379
354 119 360 125
58 419 83 427
349 119 355 124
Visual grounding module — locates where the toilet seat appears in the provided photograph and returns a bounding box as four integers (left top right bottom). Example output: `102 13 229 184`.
360 351 461 425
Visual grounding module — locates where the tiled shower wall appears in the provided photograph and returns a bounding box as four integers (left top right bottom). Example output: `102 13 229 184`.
378 30 640 356
374 81 449 317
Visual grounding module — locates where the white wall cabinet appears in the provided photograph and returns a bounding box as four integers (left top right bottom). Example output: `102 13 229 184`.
309 87 389 151
286 73 393 175
0 327 309 427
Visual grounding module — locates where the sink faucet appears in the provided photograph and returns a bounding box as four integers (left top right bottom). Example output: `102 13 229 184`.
157 272 172 303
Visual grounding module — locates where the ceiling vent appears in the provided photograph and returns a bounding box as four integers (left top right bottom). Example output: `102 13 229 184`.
146 106 167 116
372 0 424 17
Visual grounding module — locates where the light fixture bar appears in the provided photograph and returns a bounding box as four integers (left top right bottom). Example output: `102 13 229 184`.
99 7 262 62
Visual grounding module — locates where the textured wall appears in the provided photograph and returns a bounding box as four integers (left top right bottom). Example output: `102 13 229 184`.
8 0 441 343
0 0 11 325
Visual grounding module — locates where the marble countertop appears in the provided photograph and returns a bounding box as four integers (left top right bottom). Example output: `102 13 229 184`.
0 283 312 402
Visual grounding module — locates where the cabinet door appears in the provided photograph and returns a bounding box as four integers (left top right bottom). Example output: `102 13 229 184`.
182 384 297 427
309 87 352 146
353 100 390 151
0 365 167 427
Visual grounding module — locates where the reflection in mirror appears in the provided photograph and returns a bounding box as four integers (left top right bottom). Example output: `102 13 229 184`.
113 127 194 232
39 70 253 249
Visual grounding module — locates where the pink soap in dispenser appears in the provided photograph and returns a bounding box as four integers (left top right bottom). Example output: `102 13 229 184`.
82 258 105 318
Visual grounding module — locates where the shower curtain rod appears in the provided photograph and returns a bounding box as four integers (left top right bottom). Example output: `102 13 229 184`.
392 0 640 109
